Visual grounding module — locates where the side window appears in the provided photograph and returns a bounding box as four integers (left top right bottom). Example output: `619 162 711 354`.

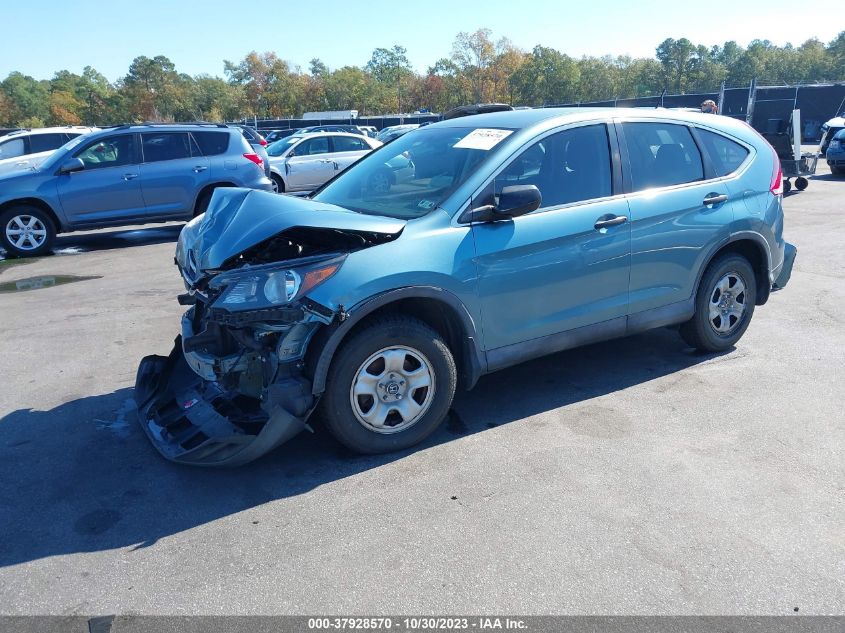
75 135 135 170
299 137 330 156
141 132 191 163
0 138 26 159
622 122 703 190
332 136 367 152
696 129 750 176
494 124 613 209
29 134 67 153
192 131 230 156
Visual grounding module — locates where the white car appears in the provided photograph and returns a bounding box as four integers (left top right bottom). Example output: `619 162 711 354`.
266 132 382 193
0 126 98 175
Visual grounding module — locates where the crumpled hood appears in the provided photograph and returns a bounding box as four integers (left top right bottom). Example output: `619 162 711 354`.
177 188 406 273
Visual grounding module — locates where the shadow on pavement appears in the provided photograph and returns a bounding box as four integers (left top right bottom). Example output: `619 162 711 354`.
0 326 725 568
0 223 183 261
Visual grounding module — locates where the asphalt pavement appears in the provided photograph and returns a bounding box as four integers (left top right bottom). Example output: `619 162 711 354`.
0 166 842 615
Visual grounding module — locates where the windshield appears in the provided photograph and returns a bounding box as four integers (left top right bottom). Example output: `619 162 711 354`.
267 136 302 156
38 132 93 171
313 126 513 219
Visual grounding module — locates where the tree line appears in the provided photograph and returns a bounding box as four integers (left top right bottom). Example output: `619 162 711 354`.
1 29 844 128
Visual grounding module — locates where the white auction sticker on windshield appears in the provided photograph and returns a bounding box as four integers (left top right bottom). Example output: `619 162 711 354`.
453 128 513 151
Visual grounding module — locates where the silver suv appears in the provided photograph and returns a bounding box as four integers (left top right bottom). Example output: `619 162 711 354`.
0 123 273 257
0 126 97 175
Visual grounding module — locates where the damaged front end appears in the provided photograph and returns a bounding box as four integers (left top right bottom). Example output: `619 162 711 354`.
134 189 403 466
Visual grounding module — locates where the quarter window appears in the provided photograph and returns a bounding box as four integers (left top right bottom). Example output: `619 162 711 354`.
141 133 191 162
622 122 703 191
192 131 230 156
494 124 613 208
696 129 750 176
75 135 135 170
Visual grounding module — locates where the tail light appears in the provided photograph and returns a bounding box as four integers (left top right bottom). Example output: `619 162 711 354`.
742 120 782 196
769 156 783 195
259 139 268 147
243 152 264 169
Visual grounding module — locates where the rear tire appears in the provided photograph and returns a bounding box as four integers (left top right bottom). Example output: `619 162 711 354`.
318 316 457 454
680 253 757 352
831 166 844 176
0 206 56 258
782 179 792 194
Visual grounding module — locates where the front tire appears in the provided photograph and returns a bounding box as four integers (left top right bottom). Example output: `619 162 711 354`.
0 206 56 257
319 316 457 454
271 173 285 194
680 254 757 352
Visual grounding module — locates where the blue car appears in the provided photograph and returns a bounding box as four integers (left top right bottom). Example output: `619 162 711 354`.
825 128 845 176
0 123 273 257
136 108 796 466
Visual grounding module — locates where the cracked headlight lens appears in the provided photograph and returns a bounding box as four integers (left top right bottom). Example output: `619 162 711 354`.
209 256 343 311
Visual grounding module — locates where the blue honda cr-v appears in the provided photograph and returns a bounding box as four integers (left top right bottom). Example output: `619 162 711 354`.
135 108 796 466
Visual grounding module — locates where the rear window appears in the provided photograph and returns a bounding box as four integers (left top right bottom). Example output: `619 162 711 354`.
192 131 230 156
622 122 704 191
696 129 750 176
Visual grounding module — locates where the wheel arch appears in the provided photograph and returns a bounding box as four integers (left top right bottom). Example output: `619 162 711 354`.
0 198 63 233
696 234 772 306
306 287 486 396
193 182 237 215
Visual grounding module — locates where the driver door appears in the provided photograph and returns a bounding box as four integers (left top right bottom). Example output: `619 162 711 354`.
471 123 631 367
56 133 147 226
285 136 333 191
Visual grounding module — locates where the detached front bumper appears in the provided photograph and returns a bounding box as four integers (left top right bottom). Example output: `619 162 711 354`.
772 242 797 291
134 335 311 467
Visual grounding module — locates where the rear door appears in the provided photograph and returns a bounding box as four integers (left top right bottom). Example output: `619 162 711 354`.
285 136 333 190
56 133 146 225
617 119 734 315
138 131 210 218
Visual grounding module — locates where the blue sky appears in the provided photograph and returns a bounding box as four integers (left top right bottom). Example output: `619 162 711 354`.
2 0 842 81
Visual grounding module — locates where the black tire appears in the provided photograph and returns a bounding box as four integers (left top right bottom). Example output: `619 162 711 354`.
680 253 757 352
195 189 214 216
0 205 56 257
782 179 792 194
832 166 844 176
318 315 457 454
795 176 808 190
270 173 285 194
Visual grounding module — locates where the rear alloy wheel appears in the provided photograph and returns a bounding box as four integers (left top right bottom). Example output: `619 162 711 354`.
319 316 457 454
0 206 56 257
680 253 756 352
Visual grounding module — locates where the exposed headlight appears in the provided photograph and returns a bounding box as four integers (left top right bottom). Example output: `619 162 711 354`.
209 256 343 311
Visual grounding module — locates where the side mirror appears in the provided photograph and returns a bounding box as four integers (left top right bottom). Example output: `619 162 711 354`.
59 158 84 174
497 185 542 217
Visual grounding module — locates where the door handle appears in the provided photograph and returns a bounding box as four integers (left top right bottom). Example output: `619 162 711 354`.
193 165 208 172
122 173 139 180
703 193 728 206
594 215 628 230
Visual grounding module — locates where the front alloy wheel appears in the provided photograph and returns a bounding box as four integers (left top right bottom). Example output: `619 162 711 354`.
0 207 56 257
319 315 457 454
350 346 436 434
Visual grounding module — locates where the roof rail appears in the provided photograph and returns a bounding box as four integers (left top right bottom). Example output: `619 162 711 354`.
140 121 228 128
